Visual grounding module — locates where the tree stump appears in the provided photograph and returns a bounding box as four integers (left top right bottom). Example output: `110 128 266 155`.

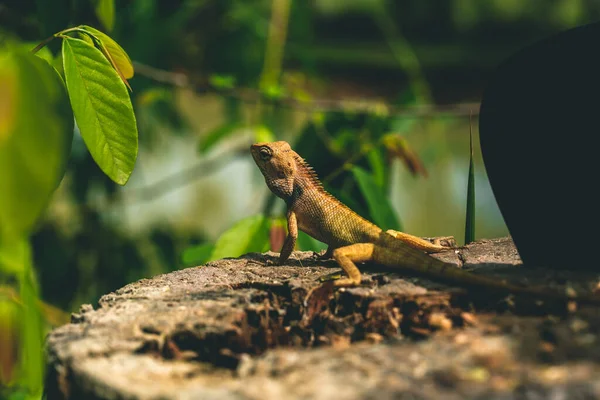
45 237 600 400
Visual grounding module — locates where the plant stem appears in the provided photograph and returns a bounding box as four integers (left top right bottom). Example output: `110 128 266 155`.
30 36 55 54
31 26 90 54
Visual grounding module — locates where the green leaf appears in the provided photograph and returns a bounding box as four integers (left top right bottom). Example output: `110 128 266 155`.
0 241 44 395
351 166 402 231
7 41 53 63
0 239 30 276
208 215 270 261
181 243 215 266
62 36 138 185
198 123 240 154
0 50 73 240
32 46 53 64
18 244 43 396
79 25 134 79
94 0 115 32
366 147 386 188
464 116 476 244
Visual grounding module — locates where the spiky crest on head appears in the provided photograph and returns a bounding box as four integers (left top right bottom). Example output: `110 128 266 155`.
291 152 325 191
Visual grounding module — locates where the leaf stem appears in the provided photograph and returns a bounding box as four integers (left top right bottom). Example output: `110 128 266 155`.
55 26 89 37
31 26 92 54
464 110 476 244
30 35 55 54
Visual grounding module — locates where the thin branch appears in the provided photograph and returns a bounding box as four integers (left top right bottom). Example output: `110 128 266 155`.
114 61 480 208
31 35 56 54
260 0 291 90
132 61 480 117
373 7 432 104
118 148 244 205
133 62 190 87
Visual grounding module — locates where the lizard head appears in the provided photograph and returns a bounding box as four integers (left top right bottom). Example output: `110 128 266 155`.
251 141 297 199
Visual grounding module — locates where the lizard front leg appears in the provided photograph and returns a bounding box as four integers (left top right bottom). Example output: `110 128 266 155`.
278 209 298 264
330 243 375 286
385 229 453 253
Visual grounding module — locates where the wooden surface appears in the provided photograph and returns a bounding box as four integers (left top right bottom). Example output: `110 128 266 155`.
45 237 600 399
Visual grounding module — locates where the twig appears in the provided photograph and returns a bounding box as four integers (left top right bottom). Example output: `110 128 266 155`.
114 60 480 207
132 61 480 117
119 148 244 205
133 62 190 87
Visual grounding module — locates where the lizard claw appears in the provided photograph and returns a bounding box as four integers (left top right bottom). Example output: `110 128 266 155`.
311 248 334 262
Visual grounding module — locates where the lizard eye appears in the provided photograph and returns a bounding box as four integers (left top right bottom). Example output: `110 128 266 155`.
259 147 272 161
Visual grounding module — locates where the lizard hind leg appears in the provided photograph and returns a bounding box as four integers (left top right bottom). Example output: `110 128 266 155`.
330 243 375 287
385 230 453 253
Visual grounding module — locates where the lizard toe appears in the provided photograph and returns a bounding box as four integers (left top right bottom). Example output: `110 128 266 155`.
332 277 362 287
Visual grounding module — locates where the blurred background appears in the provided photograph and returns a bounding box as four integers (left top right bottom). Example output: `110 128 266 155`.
2 0 599 318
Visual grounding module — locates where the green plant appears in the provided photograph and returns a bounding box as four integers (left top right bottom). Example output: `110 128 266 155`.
464 113 476 245
0 25 137 397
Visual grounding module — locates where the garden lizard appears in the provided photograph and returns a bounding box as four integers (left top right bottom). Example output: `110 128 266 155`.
251 141 599 303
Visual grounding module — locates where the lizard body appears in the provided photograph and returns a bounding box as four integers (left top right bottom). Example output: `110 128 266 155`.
251 141 599 302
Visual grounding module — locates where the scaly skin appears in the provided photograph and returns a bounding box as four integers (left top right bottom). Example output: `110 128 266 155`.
251 141 599 303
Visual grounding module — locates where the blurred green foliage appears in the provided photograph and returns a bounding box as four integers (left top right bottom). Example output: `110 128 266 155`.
0 50 73 240
1 0 599 397
1 18 138 398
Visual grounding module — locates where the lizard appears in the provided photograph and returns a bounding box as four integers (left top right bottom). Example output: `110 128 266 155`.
250 140 600 303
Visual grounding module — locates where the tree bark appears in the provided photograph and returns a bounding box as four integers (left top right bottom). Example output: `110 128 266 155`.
45 237 600 400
